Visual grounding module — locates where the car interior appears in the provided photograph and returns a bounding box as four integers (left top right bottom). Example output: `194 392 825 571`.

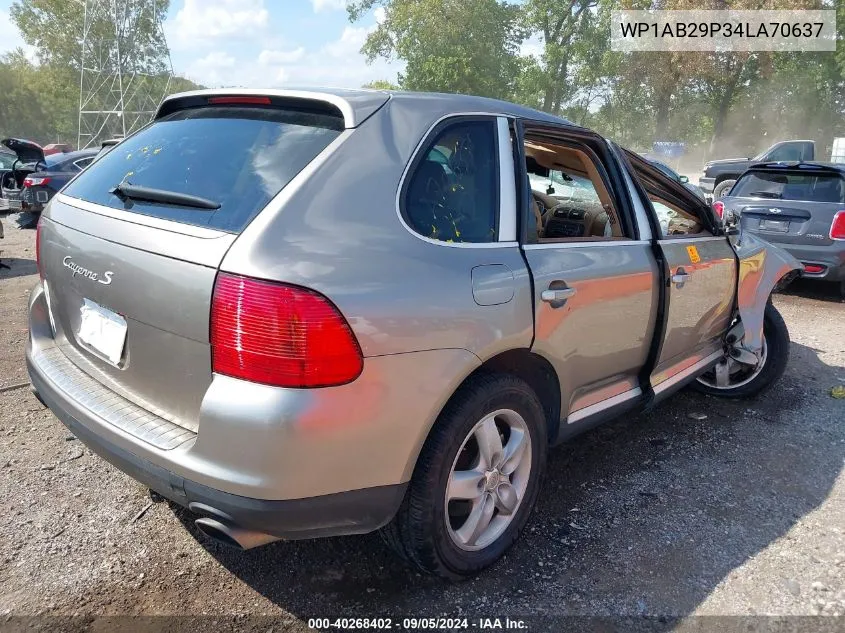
522 137 625 242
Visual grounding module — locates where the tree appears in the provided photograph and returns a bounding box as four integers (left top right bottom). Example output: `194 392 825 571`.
362 79 400 90
521 0 597 114
349 0 525 99
0 50 77 144
11 0 170 71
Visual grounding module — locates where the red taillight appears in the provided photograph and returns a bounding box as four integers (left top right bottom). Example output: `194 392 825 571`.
23 176 51 188
208 96 272 105
712 200 725 220
210 273 363 388
35 216 44 280
830 211 845 240
803 264 826 274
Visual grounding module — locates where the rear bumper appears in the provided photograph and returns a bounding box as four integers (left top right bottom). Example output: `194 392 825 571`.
28 362 406 539
27 282 478 538
749 238 845 282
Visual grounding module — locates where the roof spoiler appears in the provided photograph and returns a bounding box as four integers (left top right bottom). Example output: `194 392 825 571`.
154 89 390 129
749 160 842 173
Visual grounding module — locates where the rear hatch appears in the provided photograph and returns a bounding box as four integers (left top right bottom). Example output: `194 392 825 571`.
728 165 845 246
2 137 46 165
38 96 348 431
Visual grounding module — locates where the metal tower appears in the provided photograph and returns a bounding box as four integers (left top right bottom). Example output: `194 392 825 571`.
77 0 173 149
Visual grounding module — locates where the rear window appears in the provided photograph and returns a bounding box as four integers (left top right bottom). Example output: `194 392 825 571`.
732 170 844 203
63 106 343 232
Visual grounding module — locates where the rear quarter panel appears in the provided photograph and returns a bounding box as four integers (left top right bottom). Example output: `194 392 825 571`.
220 98 535 362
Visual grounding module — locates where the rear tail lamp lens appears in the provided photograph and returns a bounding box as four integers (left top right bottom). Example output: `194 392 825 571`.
210 273 363 388
830 211 845 240
23 176 50 187
712 200 725 220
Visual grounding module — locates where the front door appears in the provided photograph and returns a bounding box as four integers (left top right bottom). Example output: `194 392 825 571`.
624 154 737 392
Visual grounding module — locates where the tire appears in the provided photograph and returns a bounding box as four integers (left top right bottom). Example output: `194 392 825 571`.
381 373 547 580
713 179 737 199
692 302 790 399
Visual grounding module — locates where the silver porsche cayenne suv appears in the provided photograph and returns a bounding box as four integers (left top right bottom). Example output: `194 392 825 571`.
27 89 799 579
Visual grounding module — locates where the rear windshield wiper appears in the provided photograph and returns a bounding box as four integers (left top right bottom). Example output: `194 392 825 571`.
747 191 782 199
110 182 221 210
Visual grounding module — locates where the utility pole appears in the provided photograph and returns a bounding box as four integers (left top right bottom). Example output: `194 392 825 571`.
77 0 173 149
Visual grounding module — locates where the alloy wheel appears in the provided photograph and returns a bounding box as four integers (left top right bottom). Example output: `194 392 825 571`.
444 409 532 552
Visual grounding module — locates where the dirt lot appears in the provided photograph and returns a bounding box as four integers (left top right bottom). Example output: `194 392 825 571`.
1 218 844 629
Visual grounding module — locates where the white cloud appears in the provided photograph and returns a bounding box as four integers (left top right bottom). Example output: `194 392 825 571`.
186 51 237 85
0 10 38 61
520 33 544 60
281 24 403 88
311 0 347 12
258 48 306 65
323 25 369 59
374 7 387 24
181 16 403 90
165 0 269 50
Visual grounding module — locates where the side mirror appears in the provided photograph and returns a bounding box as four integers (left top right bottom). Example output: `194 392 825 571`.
679 175 689 183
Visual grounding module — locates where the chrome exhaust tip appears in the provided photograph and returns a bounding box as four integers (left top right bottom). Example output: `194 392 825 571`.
194 517 281 550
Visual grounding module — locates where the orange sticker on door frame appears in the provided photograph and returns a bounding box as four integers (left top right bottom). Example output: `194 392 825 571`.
686 245 701 264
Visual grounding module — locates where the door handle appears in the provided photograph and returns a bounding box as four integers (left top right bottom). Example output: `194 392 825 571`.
541 287 577 303
671 268 692 288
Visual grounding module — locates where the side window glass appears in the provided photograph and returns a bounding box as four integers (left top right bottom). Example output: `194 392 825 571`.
649 193 705 237
766 145 801 162
404 120 498 243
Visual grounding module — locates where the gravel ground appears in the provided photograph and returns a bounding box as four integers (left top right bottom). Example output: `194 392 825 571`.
1 217 844 629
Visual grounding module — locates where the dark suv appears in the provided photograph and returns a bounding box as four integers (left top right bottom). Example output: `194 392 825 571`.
719 162 845 297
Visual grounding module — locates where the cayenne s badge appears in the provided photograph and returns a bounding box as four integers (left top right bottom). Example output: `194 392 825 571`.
63 256 114 285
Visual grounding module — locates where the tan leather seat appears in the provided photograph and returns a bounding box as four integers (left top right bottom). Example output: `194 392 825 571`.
531 198 543 237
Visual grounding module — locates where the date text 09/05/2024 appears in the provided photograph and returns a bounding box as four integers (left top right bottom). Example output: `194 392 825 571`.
307 617 529 630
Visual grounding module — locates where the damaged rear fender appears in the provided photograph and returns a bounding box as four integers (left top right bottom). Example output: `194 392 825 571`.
732 232 801 353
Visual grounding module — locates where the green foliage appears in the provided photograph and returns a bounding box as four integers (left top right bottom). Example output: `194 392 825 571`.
363 79 400 90
0 50 77 143
349 0 525 99
2 0 202 147
11 0 171 71
351 0 844 160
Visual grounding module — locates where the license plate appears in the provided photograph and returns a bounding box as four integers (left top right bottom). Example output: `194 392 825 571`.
760 218 789 232
78 299 127 365
8 199 21 210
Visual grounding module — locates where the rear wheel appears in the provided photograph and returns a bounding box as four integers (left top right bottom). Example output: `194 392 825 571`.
713 179 737 199
381 373 547 580
692 303 789 399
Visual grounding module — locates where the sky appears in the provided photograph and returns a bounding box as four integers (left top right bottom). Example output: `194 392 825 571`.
0 0 405 89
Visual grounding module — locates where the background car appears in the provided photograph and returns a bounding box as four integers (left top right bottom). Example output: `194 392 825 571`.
20 148 99 215
0 150 15 214
700 140 815 200
647 158 707 201
719 161 845 298
42 143 74 156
